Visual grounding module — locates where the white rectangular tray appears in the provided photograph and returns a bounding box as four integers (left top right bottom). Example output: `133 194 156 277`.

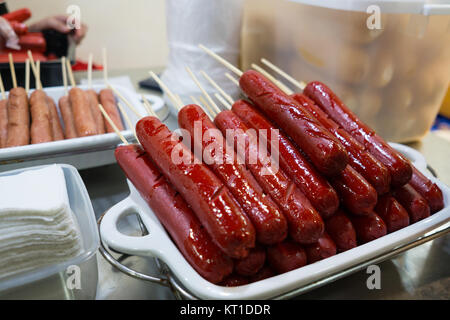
99 144 450 300
0 84 163 172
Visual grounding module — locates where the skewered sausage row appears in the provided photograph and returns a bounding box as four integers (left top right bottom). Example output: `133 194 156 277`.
115 144 233 283
0 87 125 148
303 81 412 188
177 104 288 245
214 109 325 245
136 116 256 259
109 68 445 286
231 99 339 219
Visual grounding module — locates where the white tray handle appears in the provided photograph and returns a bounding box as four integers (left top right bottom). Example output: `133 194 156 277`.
100 197 163 257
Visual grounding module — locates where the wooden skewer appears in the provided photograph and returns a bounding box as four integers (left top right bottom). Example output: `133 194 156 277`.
190 95 200 105
88 53 93 89
142 94 157 117
0 73 6 99
98 103 128 145
61 57 68 95
261 58 306 90
8 53 17 89
175 93 183 106
25 59 30 94
198 44 243 77
185 67 221 115
148 71 183 110
198 95 216 118
200 70 234 105
225 72 239 86
145 98 158 118
102 48 108 84
251 63 292 95
27 50 42 89
107 83 142 118
117 101 139 142
214 93 231 110
36 60 41 90
140 94 152 116
66 58 76 88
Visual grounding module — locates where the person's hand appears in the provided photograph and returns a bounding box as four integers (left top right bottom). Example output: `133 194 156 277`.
29 15 87 44
0 16 19 51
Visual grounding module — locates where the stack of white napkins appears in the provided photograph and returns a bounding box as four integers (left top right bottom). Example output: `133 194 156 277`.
0 165 83 280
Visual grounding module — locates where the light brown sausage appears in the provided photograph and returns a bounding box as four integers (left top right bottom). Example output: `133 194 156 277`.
69 87 97 137
6 87 30 147
58 95 77 139
99 89 124 132
86 89 105 134
46 96 64 141
29 90 53 144
0 99 7 147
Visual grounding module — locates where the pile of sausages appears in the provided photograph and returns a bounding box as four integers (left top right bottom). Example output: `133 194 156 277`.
0 86 124 148
114 70 444 286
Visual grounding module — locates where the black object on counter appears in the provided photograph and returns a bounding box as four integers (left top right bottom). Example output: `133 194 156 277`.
138 75 163 93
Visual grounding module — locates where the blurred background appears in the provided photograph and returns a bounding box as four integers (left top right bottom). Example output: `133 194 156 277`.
8 0 168 69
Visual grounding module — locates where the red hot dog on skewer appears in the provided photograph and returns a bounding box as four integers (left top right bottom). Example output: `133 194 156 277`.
304 81 412 187
291 93 391 195
215 109 324 244
136 116 255 259
178 104 287 245
115 144 233 283
239 70 348 177
232 99 339 219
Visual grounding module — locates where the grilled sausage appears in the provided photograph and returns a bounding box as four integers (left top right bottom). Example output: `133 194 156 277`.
136 116 255 259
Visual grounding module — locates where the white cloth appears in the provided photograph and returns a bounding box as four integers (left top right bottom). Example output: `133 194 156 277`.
161 0 243 115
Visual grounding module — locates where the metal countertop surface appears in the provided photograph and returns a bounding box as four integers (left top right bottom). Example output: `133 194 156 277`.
77 68 450 300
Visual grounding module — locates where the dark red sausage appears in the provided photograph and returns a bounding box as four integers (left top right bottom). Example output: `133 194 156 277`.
114 144 233 283
349 212 387 244
304 232 337 263
374 195 410 233
239 70 348 176
220 274 249 287
304 81 412 187
215 110 324 244
178 104 287 245
392 184 431 223
325 209 357 252
409 166 444 214
267 241 307 274
232 99 339 219
292 93 391 195
329 165 377 215
136 116 255 259
249 266 276 283
234 245 266 277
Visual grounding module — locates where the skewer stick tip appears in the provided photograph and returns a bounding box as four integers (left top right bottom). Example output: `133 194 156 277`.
260 58 307 90
198 44 243 77
148 71 183 111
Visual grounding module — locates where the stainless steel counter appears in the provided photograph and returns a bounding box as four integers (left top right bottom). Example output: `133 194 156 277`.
77 68 450 300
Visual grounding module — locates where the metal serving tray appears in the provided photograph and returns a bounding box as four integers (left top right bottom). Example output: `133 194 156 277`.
0 84 163 172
